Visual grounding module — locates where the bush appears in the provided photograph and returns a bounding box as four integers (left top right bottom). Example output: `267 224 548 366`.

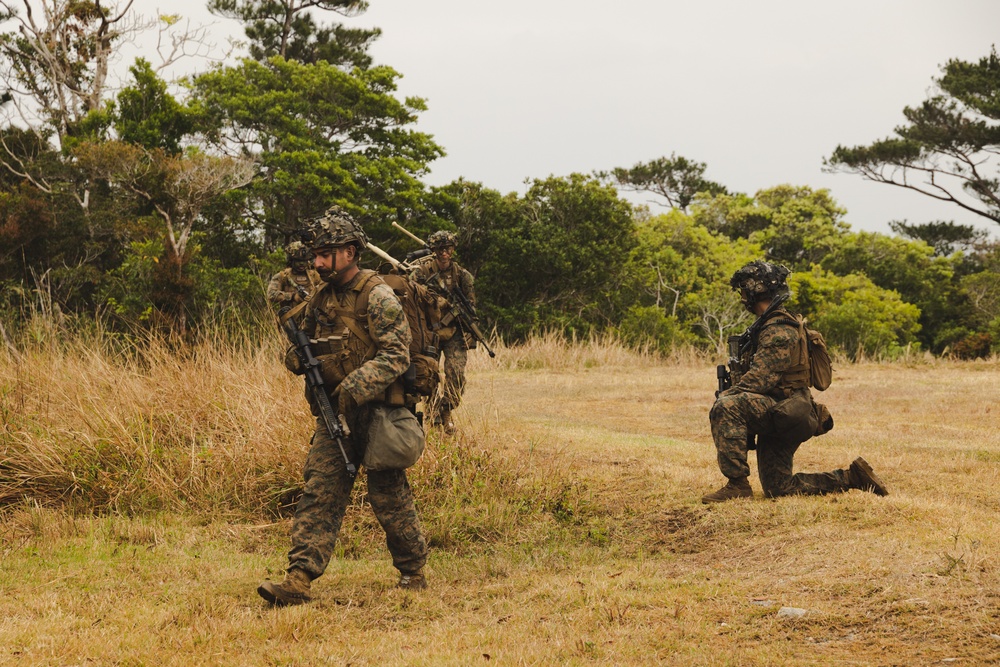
950 332 993 359
99 237 268 334
617 305 687 354
789 268 921 359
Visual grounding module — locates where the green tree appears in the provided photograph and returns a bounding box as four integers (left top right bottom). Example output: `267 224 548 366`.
692 185 850 270
961 270 1000 328
690 191 770 239
189 56 443 244
73 140 255 333
452 175 636 340
208 0 379 69
826 47 1000 225
889 220 990 258
622 210 760 350
819 230 959 349
114 59 193 154
604 153 728 211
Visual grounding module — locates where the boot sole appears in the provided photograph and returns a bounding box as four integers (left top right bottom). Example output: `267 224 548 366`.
701 491 753 504
257 582 310 606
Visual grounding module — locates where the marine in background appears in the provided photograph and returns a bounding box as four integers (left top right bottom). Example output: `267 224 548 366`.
703 260 889 503
267 240 322 310
408 230 477 433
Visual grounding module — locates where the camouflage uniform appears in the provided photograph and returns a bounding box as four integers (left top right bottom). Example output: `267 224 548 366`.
706 260 887 503
288 270 428 579
261 208 428 603
266 266 322 307
711 310 850 497
410 248 476 416
267 241 321 308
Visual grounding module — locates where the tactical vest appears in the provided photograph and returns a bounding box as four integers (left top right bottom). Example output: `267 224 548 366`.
276 268 324 326
291 269 321 291
309 270 405 405
750 308 811 396
414 258 466 342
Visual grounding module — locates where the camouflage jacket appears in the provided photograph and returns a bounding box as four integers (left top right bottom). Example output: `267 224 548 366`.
302 270 411 405
730 308 803 399
409 256 476 307
267 267 322 305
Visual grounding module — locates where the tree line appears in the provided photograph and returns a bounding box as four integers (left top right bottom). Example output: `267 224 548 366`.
0 1 997 358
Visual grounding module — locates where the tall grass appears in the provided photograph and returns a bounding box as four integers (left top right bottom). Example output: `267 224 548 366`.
0 317 607 549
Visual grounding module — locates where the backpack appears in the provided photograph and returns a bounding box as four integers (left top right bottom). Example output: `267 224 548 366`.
803 323 833 391
761 312 833 392
360 272 442 399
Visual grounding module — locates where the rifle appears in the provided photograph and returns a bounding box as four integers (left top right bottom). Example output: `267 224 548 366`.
282 313 356 479
441 281 496 358
715 292 790 396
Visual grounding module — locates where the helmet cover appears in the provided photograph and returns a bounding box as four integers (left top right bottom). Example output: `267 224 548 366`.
285 240 311 262
427 230 457 250
730 260 790 305
304 206 369 250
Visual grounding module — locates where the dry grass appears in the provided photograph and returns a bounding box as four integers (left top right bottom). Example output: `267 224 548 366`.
1 331 999 665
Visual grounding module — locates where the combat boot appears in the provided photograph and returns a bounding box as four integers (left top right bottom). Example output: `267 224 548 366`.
397 570 427 590
848 457 889 496
702 477 753 504
257 568 312 606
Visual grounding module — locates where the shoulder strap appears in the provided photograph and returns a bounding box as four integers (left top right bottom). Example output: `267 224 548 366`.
278 299 308 326
279 277 328 326
763 317 801 330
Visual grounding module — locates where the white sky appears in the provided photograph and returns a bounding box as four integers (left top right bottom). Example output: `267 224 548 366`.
162 0 1000 237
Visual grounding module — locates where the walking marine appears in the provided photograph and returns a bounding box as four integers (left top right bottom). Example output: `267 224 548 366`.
258 207 428 606
703 260 889 503
407 230 479 433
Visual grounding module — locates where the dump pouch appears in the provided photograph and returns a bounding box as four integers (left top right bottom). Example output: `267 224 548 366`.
771 389 819 444
363 404 426 470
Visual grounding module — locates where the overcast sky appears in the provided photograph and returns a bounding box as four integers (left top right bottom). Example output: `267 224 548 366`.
166 0 1000 237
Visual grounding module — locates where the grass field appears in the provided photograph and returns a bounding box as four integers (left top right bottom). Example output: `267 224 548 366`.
1 333 999 665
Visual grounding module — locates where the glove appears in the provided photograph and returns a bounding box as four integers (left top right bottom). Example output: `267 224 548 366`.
332 386 356 416
283 346 304 375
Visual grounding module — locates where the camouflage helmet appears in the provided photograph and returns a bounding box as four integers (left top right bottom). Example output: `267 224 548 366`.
285 240 311 262
304 205 369 250
427 230 457 250
730 260 791 304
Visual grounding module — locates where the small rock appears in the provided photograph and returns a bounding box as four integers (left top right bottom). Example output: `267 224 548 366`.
777 607 808 619
991 634 1000 641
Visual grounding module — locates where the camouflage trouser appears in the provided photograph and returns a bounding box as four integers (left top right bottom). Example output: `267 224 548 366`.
710 391 850 497
287 409 428 579
437 332 468 411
